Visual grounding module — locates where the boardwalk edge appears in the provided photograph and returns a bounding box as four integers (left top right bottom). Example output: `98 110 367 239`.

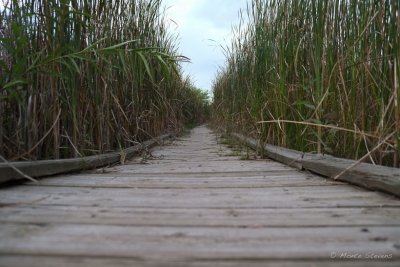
0 133 172 184
231 132 400 198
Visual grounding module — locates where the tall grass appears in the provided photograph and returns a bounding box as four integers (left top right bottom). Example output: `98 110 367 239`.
179 79 211 125
0 0 207 160
213 0 399 167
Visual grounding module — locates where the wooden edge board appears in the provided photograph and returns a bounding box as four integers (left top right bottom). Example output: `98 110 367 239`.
0 134 171 184
230 133 400 198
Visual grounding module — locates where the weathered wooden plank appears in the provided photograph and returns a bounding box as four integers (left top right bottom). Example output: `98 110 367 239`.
231 133 304 169
80 170 303 178
301 155 400 197
123 159 288 168
0 224 398 260
1 186 399 208
231 133 400 197
26 174 342 188
0 134 171 184
1 206 399 227
1 256 399 267
112 162 293 174
1 126 399 266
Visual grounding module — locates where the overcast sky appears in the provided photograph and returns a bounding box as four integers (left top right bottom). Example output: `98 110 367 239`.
162 0 248 92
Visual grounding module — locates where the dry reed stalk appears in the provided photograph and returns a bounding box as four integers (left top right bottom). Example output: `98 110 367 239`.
1 0 209 161
213 0 399 167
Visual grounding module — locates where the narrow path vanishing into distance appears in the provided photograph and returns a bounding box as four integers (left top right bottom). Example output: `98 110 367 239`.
0 126 400 266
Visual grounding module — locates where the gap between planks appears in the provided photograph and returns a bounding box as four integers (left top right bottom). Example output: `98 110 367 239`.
0 126 399 266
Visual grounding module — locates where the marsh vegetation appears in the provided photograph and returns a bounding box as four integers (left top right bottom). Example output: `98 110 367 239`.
0 0 209 160
213 0 399 167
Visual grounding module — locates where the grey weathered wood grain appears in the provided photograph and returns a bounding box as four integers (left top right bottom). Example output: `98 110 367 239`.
25 174 341 188
112 161 294 174
0 223 399 260
0 126 399 266
0 134 171 184
1 185 399 208
1 256 399 267
231 132 400 197
1 206 400 227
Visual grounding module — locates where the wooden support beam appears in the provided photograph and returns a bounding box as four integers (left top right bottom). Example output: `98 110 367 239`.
231 133 400 198
0 134 171 184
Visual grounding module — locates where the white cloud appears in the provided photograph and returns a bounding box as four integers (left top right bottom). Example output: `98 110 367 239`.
162 0 248 92
164 0 200 27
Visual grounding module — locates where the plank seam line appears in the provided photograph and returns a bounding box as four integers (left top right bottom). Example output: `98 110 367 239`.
1 221 400 228
3 204 400 209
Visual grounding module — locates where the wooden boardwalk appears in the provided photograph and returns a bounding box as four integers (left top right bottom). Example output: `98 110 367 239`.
0 126 400 266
